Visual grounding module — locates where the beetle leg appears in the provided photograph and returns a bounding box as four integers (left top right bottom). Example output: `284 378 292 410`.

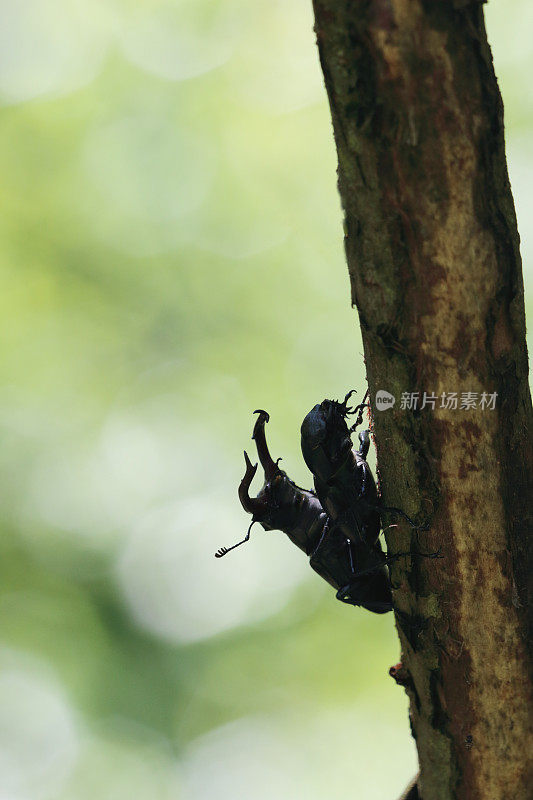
309 518 354 590
347 538 355 574
308 515 331 558
335 537 394 612
351 548 442 577
356 430 370 459
381 505 426 528
388 547 442 562
362 499 428 530
358 456 372 492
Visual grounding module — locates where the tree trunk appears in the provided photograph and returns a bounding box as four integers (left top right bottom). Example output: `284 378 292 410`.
310 2 533 799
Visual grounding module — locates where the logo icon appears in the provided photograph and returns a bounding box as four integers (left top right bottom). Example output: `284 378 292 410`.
375 390 395 411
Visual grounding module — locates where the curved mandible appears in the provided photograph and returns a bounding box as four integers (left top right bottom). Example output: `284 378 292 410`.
252 409 281 480
238 450 263 515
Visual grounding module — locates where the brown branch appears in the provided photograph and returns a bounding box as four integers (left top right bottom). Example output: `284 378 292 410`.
311 2 533 799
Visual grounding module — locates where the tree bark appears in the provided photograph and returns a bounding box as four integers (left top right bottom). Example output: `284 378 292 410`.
310 2 533 799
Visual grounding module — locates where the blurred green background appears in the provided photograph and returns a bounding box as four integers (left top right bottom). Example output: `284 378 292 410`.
0 1 530 798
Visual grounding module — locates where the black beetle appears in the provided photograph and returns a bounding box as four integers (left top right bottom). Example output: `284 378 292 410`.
301 391 382 548
215 391 435 613
302 390 424 545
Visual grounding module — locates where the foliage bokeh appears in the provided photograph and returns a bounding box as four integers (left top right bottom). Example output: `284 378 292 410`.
0 2 530 798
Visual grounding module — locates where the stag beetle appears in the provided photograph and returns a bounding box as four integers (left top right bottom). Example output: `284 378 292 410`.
215 391 435 613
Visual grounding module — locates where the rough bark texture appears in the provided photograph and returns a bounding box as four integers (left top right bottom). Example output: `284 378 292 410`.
311 2 533 799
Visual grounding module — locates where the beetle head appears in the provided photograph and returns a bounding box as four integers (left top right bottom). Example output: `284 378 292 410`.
214 412 296 558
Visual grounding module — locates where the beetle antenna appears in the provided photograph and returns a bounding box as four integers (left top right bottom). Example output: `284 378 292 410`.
215 520 257 558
